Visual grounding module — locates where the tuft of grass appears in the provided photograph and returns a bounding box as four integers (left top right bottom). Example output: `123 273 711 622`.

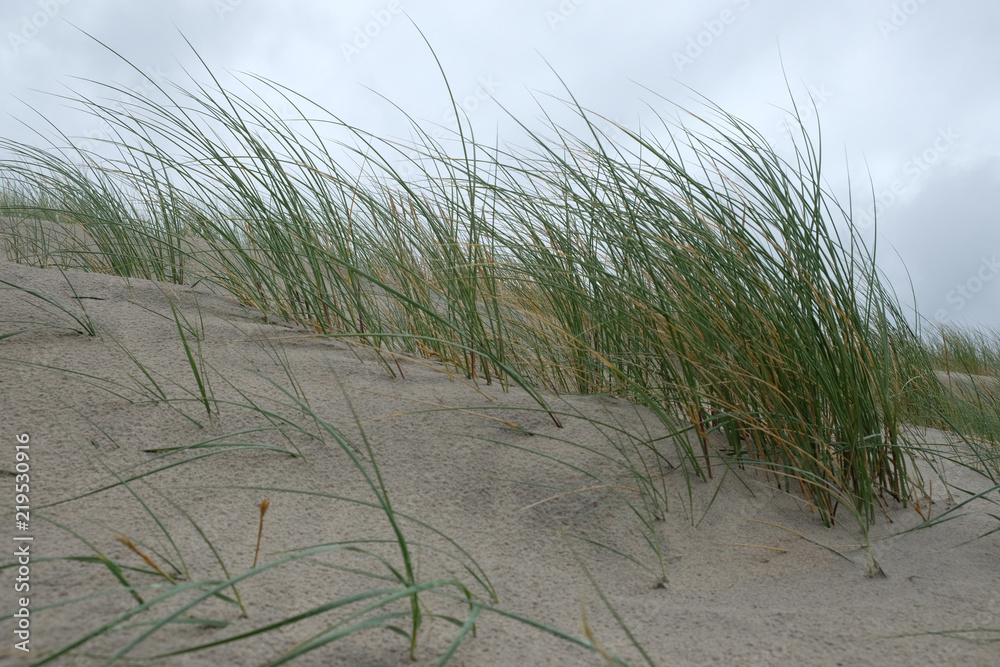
167 294 216 423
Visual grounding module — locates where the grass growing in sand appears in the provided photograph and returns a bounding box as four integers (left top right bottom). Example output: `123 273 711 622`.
1 38 999 664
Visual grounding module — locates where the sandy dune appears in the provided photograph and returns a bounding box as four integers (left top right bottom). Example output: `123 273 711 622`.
1 256 998 666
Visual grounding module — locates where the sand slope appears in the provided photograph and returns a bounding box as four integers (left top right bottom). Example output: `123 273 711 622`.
1 257 998 666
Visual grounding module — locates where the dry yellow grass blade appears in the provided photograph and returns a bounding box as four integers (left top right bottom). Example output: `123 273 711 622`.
253 498 270 569
116 534 175 584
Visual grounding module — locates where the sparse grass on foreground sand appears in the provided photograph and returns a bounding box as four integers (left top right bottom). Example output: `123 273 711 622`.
1 42 998 665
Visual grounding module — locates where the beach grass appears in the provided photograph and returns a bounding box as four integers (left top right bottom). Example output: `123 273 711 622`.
2 43 999 663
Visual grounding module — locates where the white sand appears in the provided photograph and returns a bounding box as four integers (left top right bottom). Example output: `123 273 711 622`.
1 256 998 666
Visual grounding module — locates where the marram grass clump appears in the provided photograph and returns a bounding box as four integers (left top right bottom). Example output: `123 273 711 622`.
0 56 933 532
8 35 998 583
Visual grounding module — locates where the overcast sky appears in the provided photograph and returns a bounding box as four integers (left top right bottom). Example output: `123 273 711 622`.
2 1 999 329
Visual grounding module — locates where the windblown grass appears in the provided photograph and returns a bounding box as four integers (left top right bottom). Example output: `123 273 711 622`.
2 40 999 662
0 52 929 525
